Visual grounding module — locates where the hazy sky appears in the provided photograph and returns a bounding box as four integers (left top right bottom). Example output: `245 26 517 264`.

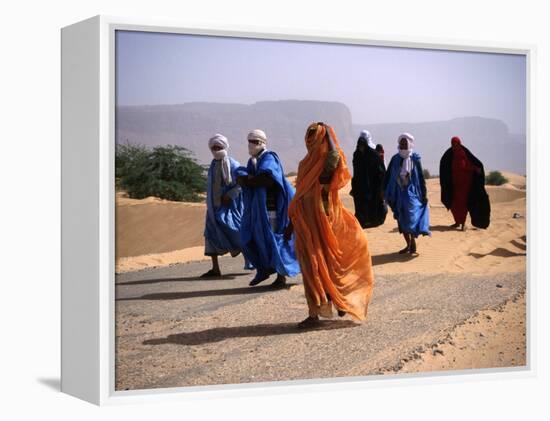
116 31 526 134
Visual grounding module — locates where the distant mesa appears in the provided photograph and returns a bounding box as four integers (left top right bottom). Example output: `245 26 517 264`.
116 100 526 174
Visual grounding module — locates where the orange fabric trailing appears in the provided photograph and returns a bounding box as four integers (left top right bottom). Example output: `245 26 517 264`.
288 123 375 321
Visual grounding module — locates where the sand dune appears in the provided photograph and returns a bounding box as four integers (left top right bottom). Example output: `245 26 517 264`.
500 171 527 190
116 192 206 259
116 174 526 276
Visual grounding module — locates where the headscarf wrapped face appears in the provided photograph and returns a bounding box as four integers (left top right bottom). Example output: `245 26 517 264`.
247 129 267 157
305 122 328 153
295 122 350 199
397 132 415 182
451 136 462 149
359 129 376 149
209 134 232 185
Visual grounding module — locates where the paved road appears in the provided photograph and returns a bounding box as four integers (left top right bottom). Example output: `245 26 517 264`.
116 256 279 314
115 257 525 391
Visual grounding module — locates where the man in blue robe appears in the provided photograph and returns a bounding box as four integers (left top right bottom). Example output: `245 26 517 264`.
384 133 431 255
236 129 300 287
201 134 248 277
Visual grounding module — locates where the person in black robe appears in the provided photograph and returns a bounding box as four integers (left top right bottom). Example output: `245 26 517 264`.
350 131 387 228
439 136 491 230
375 144 386 168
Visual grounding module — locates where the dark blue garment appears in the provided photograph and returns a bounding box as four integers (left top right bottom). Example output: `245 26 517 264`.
236 151 300 277
384 153 431 237
204 158 246 255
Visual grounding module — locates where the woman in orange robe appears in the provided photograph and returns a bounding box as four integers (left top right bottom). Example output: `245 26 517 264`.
286 122 375 328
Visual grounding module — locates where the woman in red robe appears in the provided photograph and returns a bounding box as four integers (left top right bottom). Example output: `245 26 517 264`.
450 137 475 229
439 136 491 231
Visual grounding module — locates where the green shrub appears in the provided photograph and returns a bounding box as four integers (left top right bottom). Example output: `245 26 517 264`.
485 170 509 186
115 142 149 184
116 143 207 202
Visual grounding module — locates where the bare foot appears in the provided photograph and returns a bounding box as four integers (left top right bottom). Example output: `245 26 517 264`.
399 245 410 254
409 238 417 254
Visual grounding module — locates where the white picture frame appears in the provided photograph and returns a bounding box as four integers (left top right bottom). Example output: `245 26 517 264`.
61 15 536 406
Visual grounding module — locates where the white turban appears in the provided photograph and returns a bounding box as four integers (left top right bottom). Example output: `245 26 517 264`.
208 133 232 185
359 130 376 149
397 132 415 183
247 129 267 144
398 132 415 147
208 133 229 150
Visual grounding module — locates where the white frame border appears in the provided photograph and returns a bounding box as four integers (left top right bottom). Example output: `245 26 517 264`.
65 15 537 405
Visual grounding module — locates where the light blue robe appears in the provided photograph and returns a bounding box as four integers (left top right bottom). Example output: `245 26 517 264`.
204 157 246 257
236 151 300 277
384 152 431 237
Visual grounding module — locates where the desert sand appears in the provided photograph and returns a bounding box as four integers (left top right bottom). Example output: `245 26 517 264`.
115 171 526 386
394 294 526 373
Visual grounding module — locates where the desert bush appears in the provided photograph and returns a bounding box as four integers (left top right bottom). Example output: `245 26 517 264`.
422 168 431 179
115 142 149 178
116 143 207 202
485 170 509 186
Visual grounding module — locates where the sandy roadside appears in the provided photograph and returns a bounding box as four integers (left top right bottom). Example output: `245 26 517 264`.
390 294 526 373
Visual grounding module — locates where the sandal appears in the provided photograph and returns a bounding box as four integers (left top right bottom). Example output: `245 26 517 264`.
398 245 410 254
297 316 322 329
249 271 271 286
271 275 287 288
199 269 221 278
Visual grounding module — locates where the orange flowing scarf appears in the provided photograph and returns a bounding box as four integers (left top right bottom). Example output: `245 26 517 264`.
288 123 374 321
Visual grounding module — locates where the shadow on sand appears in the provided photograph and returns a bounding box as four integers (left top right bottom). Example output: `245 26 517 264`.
510 240 527 251
429 224 461 232
143 319 358 346
371 252 417 265
469 248 526 259
116 272 250 287
390 225 459 233
117 283 297 302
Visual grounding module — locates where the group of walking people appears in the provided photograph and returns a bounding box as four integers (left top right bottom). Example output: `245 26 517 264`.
202 123 490 327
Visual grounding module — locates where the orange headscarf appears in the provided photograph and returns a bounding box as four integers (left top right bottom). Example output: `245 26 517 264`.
293 123 351 200
289 123 374 321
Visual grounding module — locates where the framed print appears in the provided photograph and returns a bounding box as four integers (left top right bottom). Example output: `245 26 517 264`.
61 15 533 405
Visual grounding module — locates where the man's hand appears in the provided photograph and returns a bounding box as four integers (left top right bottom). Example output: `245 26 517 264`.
319 173 332 184
236 176 248 187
